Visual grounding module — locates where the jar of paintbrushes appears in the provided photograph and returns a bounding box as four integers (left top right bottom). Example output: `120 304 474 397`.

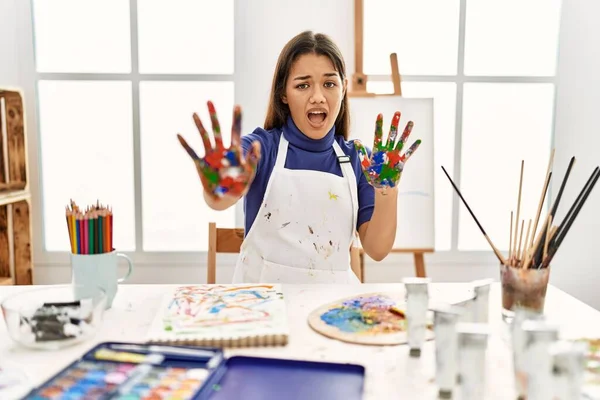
442 150 600 324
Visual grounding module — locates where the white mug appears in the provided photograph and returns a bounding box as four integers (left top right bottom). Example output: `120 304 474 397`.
70 250 133 309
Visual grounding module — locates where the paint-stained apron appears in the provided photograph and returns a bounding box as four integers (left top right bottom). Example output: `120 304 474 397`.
232 130 360 284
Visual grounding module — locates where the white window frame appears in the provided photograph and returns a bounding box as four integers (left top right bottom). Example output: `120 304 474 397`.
16 0 558 273
19 0 240 270
364 0 558 265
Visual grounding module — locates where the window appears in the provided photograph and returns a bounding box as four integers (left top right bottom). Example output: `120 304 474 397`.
32 0 235 254
364 0 561 252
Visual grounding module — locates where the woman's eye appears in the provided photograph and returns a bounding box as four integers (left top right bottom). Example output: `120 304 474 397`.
324 82 337 88
296 83 309 89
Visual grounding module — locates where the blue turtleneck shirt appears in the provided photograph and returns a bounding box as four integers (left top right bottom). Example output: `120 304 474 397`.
241 116 375 236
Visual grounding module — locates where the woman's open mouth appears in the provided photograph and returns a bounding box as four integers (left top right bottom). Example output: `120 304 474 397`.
307 109 328 128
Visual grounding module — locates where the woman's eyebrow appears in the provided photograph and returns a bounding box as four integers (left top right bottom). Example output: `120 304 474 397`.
293 72 339 81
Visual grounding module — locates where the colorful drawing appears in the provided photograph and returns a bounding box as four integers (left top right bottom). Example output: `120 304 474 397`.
177 101 261 199
146 284 289 347
307 292 435 346
354 111 421 189
163 285 281 332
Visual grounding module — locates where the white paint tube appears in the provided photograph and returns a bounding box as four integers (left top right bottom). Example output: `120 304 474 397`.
431 303 464 399
522 320 560 400
457 322 490 400
471 278 493 323
551 340 588 400
511 306 544 399
403 277 430 357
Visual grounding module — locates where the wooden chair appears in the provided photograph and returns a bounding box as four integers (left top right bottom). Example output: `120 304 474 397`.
207 222 365 283
207 222 245 284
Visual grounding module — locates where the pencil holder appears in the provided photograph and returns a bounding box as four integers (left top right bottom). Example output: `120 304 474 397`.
70 251 133 309
500 263 550 324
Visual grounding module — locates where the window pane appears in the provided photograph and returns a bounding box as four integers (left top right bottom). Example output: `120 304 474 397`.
363 0 460 76
459 83 554 251
38 81 136 251
464 0 562 76
367 81 457 251
32 0 131 73
137 0 234 74
140 81 235 251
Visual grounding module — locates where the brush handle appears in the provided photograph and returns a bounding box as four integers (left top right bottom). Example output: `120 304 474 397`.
532 157 576 267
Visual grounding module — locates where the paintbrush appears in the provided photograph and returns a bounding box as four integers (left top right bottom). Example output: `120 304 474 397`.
530 148 555 249
389 306 406 317
552 166 600 247
542 167 600 267
441 166 507 265
531 157 576 267
513 161 525 264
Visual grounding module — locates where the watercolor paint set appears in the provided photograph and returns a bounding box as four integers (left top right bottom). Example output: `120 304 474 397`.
23 341 365 400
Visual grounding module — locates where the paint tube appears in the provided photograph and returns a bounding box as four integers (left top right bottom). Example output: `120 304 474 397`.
510 306 544 399
403 277 430 357
430 303 464 399
457 322 489 400
471 279 493 323
522 320 560 400
550 340 587 400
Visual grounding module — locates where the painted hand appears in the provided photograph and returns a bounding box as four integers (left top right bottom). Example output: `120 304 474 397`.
177 101 261 199
354 111 421 189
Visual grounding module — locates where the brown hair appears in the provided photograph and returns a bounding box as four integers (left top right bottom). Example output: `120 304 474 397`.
264 31 350 140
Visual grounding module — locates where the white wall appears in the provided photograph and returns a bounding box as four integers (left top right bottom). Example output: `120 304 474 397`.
0 0 19 89
549 0 600 309
29 0 499 286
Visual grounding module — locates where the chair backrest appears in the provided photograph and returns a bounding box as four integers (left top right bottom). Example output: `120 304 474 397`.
207 222 364 283
207 222 245 284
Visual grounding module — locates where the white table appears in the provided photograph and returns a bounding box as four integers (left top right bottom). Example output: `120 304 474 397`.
1 283 599 399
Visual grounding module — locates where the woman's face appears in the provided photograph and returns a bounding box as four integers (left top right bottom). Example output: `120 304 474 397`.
283 53 347 140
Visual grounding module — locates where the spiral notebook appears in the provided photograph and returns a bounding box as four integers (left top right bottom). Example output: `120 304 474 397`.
146 284 289 347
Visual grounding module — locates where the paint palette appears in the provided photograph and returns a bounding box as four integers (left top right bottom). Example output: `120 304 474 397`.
23 342 220 400
307 292 435 345
24 341 366 400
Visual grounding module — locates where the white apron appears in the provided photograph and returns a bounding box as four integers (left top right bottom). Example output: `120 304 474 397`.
232 131 360 284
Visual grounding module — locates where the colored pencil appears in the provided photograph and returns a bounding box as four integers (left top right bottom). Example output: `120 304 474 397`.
71 213 76 253
76 218 81 254
83 215 88 254
104 210 110 252
98 213 104 254
89 215 95 254
65 200 115 254
109 210 113 251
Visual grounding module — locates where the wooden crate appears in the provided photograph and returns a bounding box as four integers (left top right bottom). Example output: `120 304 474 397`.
0 200 33 285
0 89 33 285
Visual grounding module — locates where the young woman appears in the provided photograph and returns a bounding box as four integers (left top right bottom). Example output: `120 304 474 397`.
177 31 421 284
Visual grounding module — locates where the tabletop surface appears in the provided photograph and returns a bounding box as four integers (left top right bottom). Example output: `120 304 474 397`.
1 282 599 399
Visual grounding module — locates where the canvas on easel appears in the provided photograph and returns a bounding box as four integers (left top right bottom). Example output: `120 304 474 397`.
348 0 435 278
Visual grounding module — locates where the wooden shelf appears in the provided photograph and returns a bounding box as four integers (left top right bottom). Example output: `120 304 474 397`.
0 88 33 285
0 189 30 207
0 277 14 285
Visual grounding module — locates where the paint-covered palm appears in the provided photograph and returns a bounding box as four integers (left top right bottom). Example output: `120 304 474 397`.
177 101 261 199
354 112 421 189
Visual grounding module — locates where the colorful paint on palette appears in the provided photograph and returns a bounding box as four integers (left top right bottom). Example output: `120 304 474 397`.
177 101 260 198
354 111 422 189
28 359 208 399
319 295 406 334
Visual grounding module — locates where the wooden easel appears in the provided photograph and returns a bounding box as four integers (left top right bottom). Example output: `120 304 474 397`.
348 0 434 278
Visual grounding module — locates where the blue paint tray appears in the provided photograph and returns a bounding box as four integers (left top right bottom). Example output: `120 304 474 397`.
197 355 365 400
21 342 365 400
